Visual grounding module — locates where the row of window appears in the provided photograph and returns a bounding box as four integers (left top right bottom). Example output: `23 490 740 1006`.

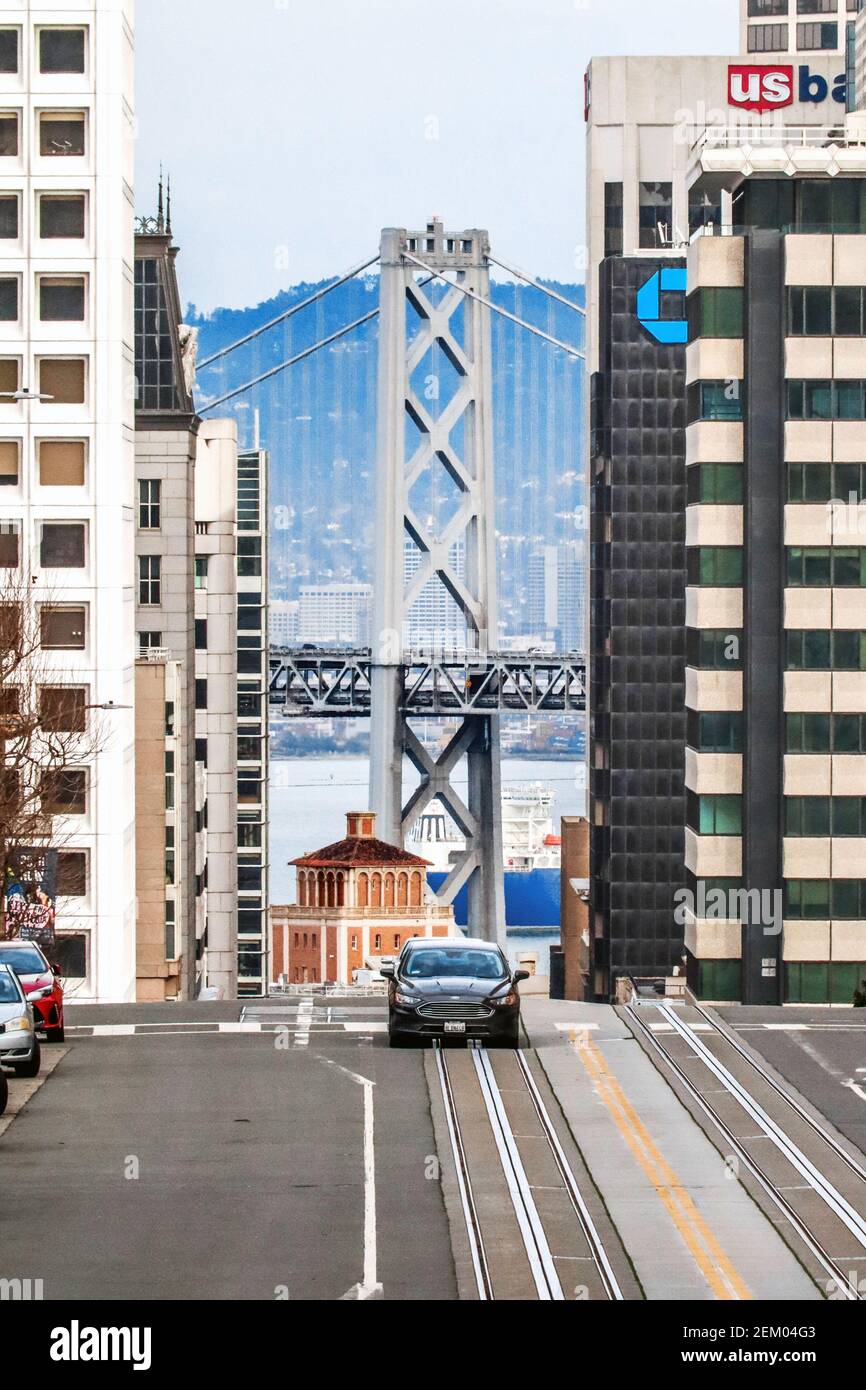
696 960 866 1007
788 712 866 751
0 684 88 733
0 438 87 488
788 462 866 502
0 357 87 404
787 880 866 919
0 274 89 324
689 379 866 423
733 178 866 236
748 0 859 14
1 521 87 569
786 796 866 834
0 192 86 241
686 627 866 671
2 767 87 816
787 546 866 586
748 19 843 49
688 287 866 342
0 111 88 160
0 27 88 76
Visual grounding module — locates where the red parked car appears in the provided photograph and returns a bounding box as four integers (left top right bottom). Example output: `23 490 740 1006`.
0 942 64 1042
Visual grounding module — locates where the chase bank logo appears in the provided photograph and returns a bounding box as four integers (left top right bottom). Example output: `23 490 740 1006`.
636 267 688 345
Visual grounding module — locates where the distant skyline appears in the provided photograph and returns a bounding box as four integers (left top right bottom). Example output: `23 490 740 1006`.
136 0 735 313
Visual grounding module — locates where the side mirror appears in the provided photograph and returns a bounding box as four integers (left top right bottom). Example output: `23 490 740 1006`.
379 965 395 980
513 969 530 984
51 964 62 977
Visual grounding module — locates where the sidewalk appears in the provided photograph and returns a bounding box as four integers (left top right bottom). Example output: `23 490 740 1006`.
521 997 818 1301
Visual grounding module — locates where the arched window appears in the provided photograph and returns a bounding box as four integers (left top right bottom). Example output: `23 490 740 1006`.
384 873 395 908
357 873 369 908
410 872 422 907
336 873 345 908
326 873 336 908
397 873 408 908
317 871 326 907
371 873 382 908
298 873 308 908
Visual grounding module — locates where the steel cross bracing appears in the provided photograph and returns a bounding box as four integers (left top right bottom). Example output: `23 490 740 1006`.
269 649 587 718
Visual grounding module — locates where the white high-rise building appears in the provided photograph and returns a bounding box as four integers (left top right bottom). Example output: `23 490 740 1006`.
298 582 372 645
0 4 136 1001
269 598 298 647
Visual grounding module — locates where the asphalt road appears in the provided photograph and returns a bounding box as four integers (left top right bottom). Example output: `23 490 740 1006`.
718 1006 866 1158
0 1007 457 1302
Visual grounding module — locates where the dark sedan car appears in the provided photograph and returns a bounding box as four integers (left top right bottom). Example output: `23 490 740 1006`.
382 938 528 1048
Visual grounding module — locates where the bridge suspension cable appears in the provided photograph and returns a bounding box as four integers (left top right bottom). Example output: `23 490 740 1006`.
196 253 380 370
487 253 586 317
401 251 585 360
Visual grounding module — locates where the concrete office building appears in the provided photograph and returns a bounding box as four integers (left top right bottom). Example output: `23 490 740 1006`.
0 4 137 1000
134 211 240 1000
298 581 371 646
857 4 866 104
741 0 860 61
268 597 298 647
585 49 857 1001
528 542 587 652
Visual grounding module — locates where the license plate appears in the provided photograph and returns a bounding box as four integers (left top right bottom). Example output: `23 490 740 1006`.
444 1021 466 1034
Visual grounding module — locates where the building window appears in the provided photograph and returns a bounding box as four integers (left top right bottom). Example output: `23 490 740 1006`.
688 546 744 586
195 737 208 765
195 618 207 650
689 794 743 835
194 555 208 589
0 29 18 73
166 827 175 886
0 358 19 397
38 439 85 487
138 479 161 530
687 463 743 504
40 605 85 649
40 768 86 816
0 276 18 321
165 751 175 811
638 181 673 249
787 797 866 836
57 850 87 898
688 710 744 753
39 29 86 74
39 686 86 734
39 111 85 157
786 629 866 669
0 113 19 158
40 522 85 569
238 536 262 577
0 439 18 485
787 285 866 335
687 629 744 669
195 679 208 711
0 195 17 239
39 275 85 322
604 181 623 257
39 194 85 239
687 287 744 341
138 554 161 606
749 0 789 12
786 547 866 586
687 380 744 423
748 21 789 48
797 19 839 45
0 520 19 567
139 631 163 652
165 900 176 962
39 357 86 404
798 0 836 9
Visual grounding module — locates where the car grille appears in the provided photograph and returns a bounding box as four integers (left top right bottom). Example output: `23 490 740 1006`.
417 1003 493 1021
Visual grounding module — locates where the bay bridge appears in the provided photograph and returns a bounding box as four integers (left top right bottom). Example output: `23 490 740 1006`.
199 219 587 944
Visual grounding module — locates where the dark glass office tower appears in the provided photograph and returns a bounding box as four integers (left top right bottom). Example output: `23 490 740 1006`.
589 256 688 1000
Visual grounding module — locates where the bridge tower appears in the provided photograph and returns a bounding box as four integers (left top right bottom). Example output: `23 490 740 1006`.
369 220 506 944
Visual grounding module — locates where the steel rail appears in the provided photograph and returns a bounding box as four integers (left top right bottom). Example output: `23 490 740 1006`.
433 1045 493 1300
627 1004 862 1300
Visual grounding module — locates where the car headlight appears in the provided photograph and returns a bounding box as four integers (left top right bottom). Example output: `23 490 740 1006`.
491 991 518 1007
394 990 420 1006
30 987 53 1001
4 1015 30 1032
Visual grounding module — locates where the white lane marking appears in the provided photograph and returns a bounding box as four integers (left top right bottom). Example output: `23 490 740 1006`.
555 1022 599 1032
319 1057 382 1301
217 1022 262 1034
90 1024 136 1036
295 997 315 1049
763 1024 811 1031
844 1080 866 1105
343 1023 387 1034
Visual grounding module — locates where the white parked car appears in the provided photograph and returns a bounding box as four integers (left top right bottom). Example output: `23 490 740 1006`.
0 963 40 1081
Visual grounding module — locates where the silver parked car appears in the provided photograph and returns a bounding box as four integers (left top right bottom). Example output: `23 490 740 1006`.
0 963 40 1081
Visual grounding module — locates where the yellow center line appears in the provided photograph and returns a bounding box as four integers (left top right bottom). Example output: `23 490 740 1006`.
570 1029 752 1301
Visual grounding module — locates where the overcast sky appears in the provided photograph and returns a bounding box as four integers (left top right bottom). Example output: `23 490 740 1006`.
136 0 735 312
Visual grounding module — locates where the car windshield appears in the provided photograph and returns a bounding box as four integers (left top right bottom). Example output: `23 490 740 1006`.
0 946 46 975
403 948 507 981
0 972 22 1003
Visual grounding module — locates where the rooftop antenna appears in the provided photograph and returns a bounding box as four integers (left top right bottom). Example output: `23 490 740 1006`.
157 164 164 233
166 172 172 238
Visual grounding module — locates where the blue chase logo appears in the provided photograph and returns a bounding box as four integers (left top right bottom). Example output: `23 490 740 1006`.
636 267 688 345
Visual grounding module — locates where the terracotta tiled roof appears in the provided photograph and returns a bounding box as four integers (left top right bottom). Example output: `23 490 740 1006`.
292 835 431 869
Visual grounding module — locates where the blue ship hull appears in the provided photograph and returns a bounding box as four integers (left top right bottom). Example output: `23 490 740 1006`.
427 868 561 929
